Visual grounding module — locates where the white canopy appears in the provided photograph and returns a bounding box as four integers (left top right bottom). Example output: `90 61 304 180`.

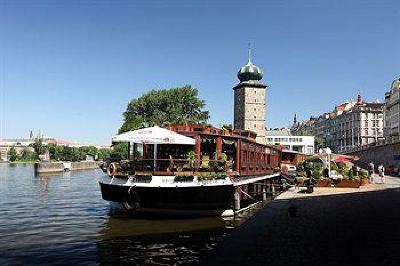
112 126 195 145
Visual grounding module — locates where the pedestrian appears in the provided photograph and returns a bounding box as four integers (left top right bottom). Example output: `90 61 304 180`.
378 164 385 184
368 161 375 183
323 167 329 178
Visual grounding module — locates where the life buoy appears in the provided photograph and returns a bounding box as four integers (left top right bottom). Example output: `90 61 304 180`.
107 162 119 177
122 186 141 210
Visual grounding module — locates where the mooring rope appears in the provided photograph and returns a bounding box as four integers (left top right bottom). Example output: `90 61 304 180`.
237 186 258 202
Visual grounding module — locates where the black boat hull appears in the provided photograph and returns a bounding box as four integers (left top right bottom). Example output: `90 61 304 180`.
99 182 235 213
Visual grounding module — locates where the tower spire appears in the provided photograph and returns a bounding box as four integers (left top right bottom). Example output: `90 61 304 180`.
247 42 252 64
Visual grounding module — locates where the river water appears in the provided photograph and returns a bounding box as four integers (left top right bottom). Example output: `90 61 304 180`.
0 163 261 265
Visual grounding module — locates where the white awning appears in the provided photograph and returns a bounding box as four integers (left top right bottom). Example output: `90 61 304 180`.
112 126 195 145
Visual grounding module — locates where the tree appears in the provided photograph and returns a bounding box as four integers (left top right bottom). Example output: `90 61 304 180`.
110 143 129 160
314 136 325 150
63 146 80 162
48 143 64 161
119 85 210 133
8 147 17 162
20 148 36 161
222 124 233 130
31 138 47 156
97 148 111 160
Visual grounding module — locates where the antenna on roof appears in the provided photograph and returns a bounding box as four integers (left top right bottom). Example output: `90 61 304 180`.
247 42 252 64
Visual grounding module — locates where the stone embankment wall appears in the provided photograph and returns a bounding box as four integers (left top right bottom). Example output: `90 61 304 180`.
35 161 99 173
345 141 400 169
70 161 98 170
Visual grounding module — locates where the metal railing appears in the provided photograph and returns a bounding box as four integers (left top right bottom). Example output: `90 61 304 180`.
343 136 400 153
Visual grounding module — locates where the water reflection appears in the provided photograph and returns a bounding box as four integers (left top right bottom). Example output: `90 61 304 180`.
0 164 264 265
36 172 60 193
100 215 230 238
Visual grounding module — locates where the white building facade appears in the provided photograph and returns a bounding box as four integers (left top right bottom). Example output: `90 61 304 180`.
291 95 384 153
265 129 315 155
384 78 400 141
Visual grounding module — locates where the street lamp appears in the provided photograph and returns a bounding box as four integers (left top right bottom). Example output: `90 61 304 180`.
326 147 332 177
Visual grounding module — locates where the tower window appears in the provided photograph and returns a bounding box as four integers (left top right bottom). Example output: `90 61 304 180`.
254 108 256 111
254 116 256 119
254 124 257 128
254 99 257 102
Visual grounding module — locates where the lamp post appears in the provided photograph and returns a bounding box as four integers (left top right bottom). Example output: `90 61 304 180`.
326 147 332 177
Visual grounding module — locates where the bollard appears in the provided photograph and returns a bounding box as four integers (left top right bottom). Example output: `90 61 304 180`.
234 189 240 211
262 187 267 201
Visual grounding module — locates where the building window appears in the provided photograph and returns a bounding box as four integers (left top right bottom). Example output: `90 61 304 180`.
254 116 256 119
254 124 257 128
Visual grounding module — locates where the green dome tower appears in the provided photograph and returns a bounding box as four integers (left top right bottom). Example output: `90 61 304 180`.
233 46 267 144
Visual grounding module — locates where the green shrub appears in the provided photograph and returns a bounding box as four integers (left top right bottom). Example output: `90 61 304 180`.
297 162 304 172
359 170 368 178
297 171 306 177
337 162 346 169
346 169 353 179
187 150 196 167
330 162 338 171
197 172 227 181
313 170 322 179
219 152 228 162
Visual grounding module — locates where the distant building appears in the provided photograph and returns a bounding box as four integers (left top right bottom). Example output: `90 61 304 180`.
233 48 267 144
265 128 315 155
292 94 384 153
0 132 110 161
384 78 400 141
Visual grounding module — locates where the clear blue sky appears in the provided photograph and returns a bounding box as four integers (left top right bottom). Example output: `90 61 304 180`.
1 0 399 144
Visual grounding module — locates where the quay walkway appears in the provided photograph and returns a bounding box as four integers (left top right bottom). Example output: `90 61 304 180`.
202 175 400 266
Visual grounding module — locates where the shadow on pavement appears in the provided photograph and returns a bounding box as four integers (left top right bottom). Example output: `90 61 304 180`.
202 187 400 266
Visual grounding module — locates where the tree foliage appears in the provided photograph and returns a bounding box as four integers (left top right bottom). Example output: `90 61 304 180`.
31 138 47 155
20 148 37 161
6 140 111 162
222 124 232 130
8 147 17 162
97 148 111 160
110 143 129 160
119 86 210 133
48 143 64 161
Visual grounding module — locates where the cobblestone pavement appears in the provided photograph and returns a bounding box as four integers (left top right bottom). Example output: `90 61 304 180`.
203 176 400 266
278 174 400 200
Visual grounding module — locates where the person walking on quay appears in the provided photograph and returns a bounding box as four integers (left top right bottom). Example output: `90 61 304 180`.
368 161 375 183
378 164 385 184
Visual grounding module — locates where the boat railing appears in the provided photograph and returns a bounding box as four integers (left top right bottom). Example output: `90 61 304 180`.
127 158 230 176
110 158 278 178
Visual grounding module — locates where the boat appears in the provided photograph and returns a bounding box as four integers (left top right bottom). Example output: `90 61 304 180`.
99 124 284 217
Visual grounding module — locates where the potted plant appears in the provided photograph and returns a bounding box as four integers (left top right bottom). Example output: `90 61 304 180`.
187 150 196 168
358 169 369 186
334 170 360 188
